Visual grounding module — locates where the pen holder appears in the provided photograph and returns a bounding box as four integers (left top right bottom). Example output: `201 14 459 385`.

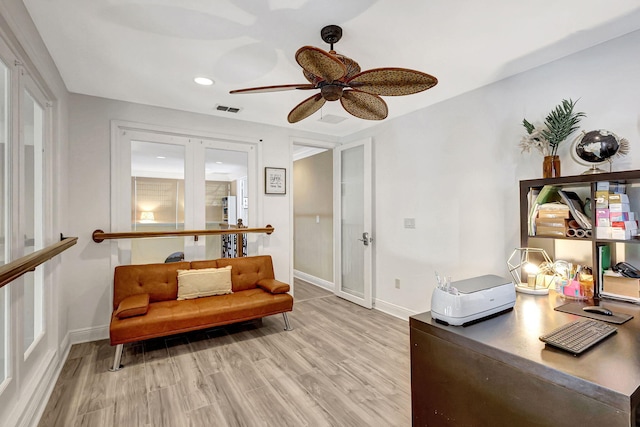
558 278 590 301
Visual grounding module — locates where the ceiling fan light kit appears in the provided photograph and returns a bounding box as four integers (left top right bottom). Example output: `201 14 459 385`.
230 25 437 123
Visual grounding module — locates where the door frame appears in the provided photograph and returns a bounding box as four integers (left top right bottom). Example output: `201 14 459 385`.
289 137 339 297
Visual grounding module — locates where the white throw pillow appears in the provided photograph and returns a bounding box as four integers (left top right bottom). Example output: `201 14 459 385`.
177 266 233 300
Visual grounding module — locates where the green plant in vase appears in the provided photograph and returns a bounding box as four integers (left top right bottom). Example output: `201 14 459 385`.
521 98 586 178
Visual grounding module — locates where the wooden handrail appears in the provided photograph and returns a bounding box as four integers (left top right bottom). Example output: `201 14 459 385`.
92 225 274 243
0 236 78 289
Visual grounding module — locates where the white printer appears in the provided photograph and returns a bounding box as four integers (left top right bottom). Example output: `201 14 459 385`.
431 274 516 326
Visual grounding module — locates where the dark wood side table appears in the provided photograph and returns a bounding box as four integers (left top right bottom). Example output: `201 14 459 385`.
410 293 640 426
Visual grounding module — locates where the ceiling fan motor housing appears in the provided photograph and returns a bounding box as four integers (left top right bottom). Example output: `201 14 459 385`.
320 83 343 101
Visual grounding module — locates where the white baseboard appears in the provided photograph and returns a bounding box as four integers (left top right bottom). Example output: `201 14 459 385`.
293 269 415 321
372 298 416 321
68 324 110 345
293 270 334 292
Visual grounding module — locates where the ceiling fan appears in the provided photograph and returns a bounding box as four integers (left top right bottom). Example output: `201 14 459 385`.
230 25 438 123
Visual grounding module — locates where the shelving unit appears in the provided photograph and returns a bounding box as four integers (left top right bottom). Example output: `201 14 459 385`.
520 169 640 302
222 196 237 225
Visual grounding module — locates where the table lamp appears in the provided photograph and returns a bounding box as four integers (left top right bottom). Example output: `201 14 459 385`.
507 247 555 295
140 211 155 223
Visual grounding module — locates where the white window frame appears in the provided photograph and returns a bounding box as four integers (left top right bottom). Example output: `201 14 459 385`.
20 76 50 361
0 36 56 420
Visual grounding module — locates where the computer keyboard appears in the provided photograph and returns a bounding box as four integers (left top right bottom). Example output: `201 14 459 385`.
539 319 617 355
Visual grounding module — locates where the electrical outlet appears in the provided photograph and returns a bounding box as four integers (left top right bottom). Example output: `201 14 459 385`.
395 278 401 289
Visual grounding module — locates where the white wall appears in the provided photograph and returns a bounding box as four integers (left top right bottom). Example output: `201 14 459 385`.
348 29 640 318
64 94 335 338
66 28 640 328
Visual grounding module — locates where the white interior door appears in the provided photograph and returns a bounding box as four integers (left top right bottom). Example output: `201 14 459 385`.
334 138 373 308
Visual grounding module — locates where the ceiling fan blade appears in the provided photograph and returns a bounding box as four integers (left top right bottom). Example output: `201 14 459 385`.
295 46 347 82
230 83 316 94
340 90 388 120
288 93 326 123
347 68 438 96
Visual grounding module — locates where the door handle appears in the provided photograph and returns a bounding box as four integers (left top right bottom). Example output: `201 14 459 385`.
357 232 372 246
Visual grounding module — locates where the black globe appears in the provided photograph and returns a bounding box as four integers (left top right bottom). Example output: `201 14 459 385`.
575 130 620 163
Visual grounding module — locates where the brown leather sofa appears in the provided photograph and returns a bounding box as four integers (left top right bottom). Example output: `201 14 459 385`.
109 255 293 370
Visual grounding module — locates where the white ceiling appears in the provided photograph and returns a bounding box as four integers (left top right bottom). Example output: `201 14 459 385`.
22 0 640 137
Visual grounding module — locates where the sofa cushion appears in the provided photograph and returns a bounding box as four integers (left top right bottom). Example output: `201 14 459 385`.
115 293 150 319
113 261 190 309
177 266 232 300
210 255 275 292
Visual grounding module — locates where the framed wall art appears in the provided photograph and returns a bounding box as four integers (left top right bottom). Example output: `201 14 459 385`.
265 167 286 194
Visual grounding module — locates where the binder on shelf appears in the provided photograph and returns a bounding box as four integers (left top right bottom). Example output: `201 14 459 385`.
599 245 611 270
597 245 610 297
528 185 560 236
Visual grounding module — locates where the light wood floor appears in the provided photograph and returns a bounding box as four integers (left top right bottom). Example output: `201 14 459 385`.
38 280 411 426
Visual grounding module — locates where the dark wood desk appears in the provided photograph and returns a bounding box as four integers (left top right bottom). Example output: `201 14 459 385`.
410 293 640 426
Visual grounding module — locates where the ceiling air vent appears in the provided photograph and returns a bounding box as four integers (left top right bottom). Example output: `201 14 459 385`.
318 114 347 124
216 105 241 113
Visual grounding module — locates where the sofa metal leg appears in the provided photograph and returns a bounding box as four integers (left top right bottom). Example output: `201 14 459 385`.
283 312 293 331
108 344 124 372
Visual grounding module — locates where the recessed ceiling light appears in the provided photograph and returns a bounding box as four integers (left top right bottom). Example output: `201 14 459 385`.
156 156 166 159
215 161 223 164
194 77 214 86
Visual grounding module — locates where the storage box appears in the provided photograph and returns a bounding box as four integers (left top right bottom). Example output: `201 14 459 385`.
610 183 627 193
611 221 638 230
534 217 567 228
597 209 611 226
609 203 631 212
609 193 629 204
537 210 570 219
595 191 610 208
596 226 612 239
610 211 634 221
602 273 640 298
535 226 566 237
611 228 633 240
